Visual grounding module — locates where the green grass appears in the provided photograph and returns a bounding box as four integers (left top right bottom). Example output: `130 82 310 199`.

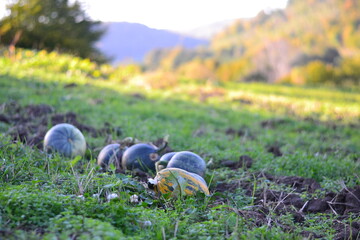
0 49 359 239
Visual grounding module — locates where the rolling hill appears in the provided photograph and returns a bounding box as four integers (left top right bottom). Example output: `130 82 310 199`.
142 0 360 85
95 22 209 65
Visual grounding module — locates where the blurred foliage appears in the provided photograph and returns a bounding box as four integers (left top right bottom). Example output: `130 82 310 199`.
283 57 360 86
144 0 360 87
215 58 250 82
290 61 336 85
1 0 359 86
0 0 106 62
2 47 358 125
0 48 142 82
176 58 217 83
144 46 213 71
291 47 341 67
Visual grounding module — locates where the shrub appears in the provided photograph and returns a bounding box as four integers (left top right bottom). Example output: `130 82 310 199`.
177 59 217 83
215 59 250 82
285 61 336 85
109 64 142 83
335 56 360 85
303 61 336 84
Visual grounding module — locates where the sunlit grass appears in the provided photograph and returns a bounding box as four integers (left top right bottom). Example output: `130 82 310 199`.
0 49 359 239
1 49 359 126
1 49 358 177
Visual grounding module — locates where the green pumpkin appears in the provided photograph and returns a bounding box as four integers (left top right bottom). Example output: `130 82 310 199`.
155 152 177 172
122 143 164 172
120 136 168 172
43 123 86 158
166 151 206 177
97 144 126 170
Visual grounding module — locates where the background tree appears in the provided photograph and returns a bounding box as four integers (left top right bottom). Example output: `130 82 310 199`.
0 0 106 62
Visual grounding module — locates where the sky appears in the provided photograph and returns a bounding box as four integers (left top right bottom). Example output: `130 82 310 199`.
0 0 288 32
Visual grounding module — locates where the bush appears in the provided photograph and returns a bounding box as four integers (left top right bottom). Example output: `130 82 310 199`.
335 57 360 85
285 61 336 85
108 64 142 83
303 61 336 84
216 59 250 82
286 57 360 86
177 59 217 83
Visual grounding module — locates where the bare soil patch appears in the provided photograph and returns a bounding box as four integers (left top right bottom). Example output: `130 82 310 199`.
0 101 120 149
221 155 253 170
213 169 360 238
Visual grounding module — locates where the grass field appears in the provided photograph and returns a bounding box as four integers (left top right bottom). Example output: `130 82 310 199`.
0 50 359 239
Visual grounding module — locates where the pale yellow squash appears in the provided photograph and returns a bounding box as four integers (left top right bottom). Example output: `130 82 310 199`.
153 168 210 197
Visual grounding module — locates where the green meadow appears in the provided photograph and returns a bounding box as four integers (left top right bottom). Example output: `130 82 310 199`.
0 50 359 239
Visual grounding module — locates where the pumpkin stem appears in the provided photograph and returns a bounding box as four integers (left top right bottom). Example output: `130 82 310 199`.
156 135 169 153
155 161 167 173
155 161 161 173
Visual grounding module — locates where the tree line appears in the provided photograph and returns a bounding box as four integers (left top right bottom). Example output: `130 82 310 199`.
144 0 360 86
0 0 106 62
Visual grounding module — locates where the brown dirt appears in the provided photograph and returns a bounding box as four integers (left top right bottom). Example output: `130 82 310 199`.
221 155 253 169
213 170 360 238
236 209 266 226
236 98 253 105
267 145 283 157
334 221 360 240
0 101 121 149
225 127 255 140
260 118 289 129
132 169 154 183
64 83 77 88
274 175 321 193
131 93 146 100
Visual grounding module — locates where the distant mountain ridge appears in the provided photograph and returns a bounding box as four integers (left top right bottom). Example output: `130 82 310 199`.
182 19 238 40
96 22 209 65
142 0 360 84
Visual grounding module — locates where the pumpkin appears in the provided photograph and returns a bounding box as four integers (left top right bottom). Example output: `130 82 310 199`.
167 151 206 177
97 144 127 170
151 168 210 197
43 123 86 158
155 152 177 172
121 142 167 172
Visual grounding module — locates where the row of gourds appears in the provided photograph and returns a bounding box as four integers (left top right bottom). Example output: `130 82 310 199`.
43 123 210 198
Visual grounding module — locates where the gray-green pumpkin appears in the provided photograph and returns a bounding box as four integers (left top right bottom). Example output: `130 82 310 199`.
43 123 86 158
97 144 126 170
155 152 177 172
121 143 161 172
166 151 206 177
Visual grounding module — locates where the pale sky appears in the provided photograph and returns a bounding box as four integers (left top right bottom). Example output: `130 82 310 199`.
0 0 288 32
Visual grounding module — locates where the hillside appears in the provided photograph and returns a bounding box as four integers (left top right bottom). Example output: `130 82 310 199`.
143 0 360 85
212 0 360 56
96 22 209 64
0 49 359 239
